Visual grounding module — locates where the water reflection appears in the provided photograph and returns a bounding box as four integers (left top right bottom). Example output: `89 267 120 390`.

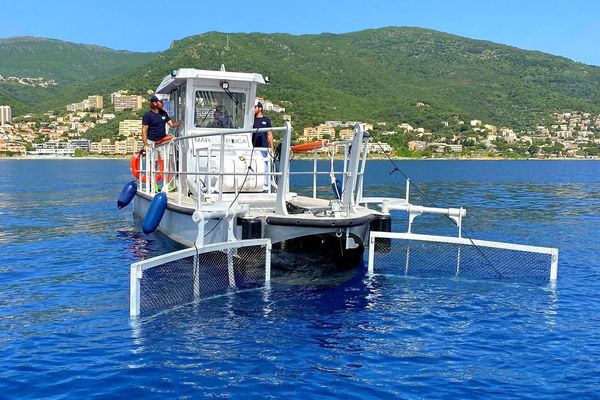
2 159 600 398
120 218 185 262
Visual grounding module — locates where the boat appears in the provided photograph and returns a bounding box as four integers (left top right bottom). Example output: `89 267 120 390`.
126 66 403 265
121 66 559 317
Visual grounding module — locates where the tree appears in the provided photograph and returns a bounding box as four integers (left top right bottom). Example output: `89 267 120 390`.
528 144 539 155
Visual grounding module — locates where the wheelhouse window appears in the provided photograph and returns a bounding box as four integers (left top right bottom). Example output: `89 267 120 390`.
169 85 185 123
194 90 246 128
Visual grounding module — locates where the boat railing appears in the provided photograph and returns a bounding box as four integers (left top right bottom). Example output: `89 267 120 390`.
137 122 369 217
287 135 369 205
305 124 368 215
137 123 292 214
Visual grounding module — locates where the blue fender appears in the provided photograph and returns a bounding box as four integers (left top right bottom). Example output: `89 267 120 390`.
117 180 137 209
331 178 343 199
142 192 167 234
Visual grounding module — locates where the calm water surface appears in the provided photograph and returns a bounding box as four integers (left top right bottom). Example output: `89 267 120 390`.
1 159 599 399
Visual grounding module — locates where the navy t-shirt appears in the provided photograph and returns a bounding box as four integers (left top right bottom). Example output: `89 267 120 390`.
252 116 272 147
142 110 171 141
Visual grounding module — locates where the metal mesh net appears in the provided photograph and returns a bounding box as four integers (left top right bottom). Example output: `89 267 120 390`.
370 234 557 282
132 242 269 317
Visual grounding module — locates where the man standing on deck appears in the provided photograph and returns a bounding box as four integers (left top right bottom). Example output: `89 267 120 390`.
252 102 273 151
141 95 181 150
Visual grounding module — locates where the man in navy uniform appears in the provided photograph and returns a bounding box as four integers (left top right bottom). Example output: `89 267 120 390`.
252 102 273 151
141 95 181 150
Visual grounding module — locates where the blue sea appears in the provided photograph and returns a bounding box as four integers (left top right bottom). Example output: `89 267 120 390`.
1 159 599 399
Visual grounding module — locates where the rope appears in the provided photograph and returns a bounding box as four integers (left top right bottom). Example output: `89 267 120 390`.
329 147 341 199
375 142 503 278
202 128 260 239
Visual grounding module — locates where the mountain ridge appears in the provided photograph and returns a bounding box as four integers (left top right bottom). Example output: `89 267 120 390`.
0 36 148 54
2 27 600 131
0 36 157 111
118 27 600 129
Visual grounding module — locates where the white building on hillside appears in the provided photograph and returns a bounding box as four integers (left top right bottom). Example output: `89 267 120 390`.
0 105 12 125
119 119 142 137
30 141 75 157
366 142 393 154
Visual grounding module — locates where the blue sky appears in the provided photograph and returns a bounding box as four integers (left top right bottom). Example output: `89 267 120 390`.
3 0 600 66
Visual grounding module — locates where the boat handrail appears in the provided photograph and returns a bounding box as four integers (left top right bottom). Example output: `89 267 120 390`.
138 122 369 216
137 122 292 212
325 139 353 146
171 126 287 142
150 135 175 149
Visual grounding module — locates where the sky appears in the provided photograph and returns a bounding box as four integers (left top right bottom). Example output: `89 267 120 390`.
2 0 600 66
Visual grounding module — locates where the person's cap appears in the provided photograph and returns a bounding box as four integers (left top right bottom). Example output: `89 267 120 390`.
150 95 159 103
255 102 263 108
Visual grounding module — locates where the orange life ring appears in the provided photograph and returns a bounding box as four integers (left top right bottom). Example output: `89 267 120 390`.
130 154 164 182
291 139 329 153
130 154 141 179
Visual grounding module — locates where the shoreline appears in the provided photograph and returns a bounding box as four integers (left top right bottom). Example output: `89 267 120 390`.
1 155 598 161
2 156 131 160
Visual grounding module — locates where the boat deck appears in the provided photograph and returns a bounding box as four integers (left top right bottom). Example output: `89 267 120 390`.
162 190 377 220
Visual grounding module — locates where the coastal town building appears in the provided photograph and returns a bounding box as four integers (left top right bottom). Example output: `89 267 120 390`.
91 139 114 154
303 124 336 141
0 140 26 155
0 105 11 124
446 144 463 152
303 121 375 142
69 139 92 152
0 124 12 134
408 141 427 151
87 95 104 110
3 92 599 160
324 121 374 131
30 141 75 157
501 128 517 142
112 93 143 111
338 129 354 141
114 138 144 154
0 75 56 87
397 123 414 132
366 142 393 154
66 95 104 112
255 97 285 113
119 120 142 137
89 138 143 155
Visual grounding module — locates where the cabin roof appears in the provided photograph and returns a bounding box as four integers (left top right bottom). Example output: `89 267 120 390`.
156 68 265 94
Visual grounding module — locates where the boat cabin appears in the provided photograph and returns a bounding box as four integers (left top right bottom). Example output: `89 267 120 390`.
154 67 272 195
155 67 266 147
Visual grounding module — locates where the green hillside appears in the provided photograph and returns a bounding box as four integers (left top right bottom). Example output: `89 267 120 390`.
0 36 156 111
0 91 27 116
113 28 600 130
3 28 600 131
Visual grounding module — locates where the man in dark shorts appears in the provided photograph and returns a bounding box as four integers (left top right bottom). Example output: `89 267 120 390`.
141 95 181 150
252 102 273 151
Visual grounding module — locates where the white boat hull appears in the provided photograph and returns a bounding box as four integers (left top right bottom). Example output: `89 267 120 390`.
134 192 378 265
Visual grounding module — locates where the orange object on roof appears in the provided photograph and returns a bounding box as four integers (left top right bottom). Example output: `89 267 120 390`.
291 140 329 152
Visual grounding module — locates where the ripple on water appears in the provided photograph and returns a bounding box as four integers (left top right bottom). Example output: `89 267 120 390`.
1 159 600 398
